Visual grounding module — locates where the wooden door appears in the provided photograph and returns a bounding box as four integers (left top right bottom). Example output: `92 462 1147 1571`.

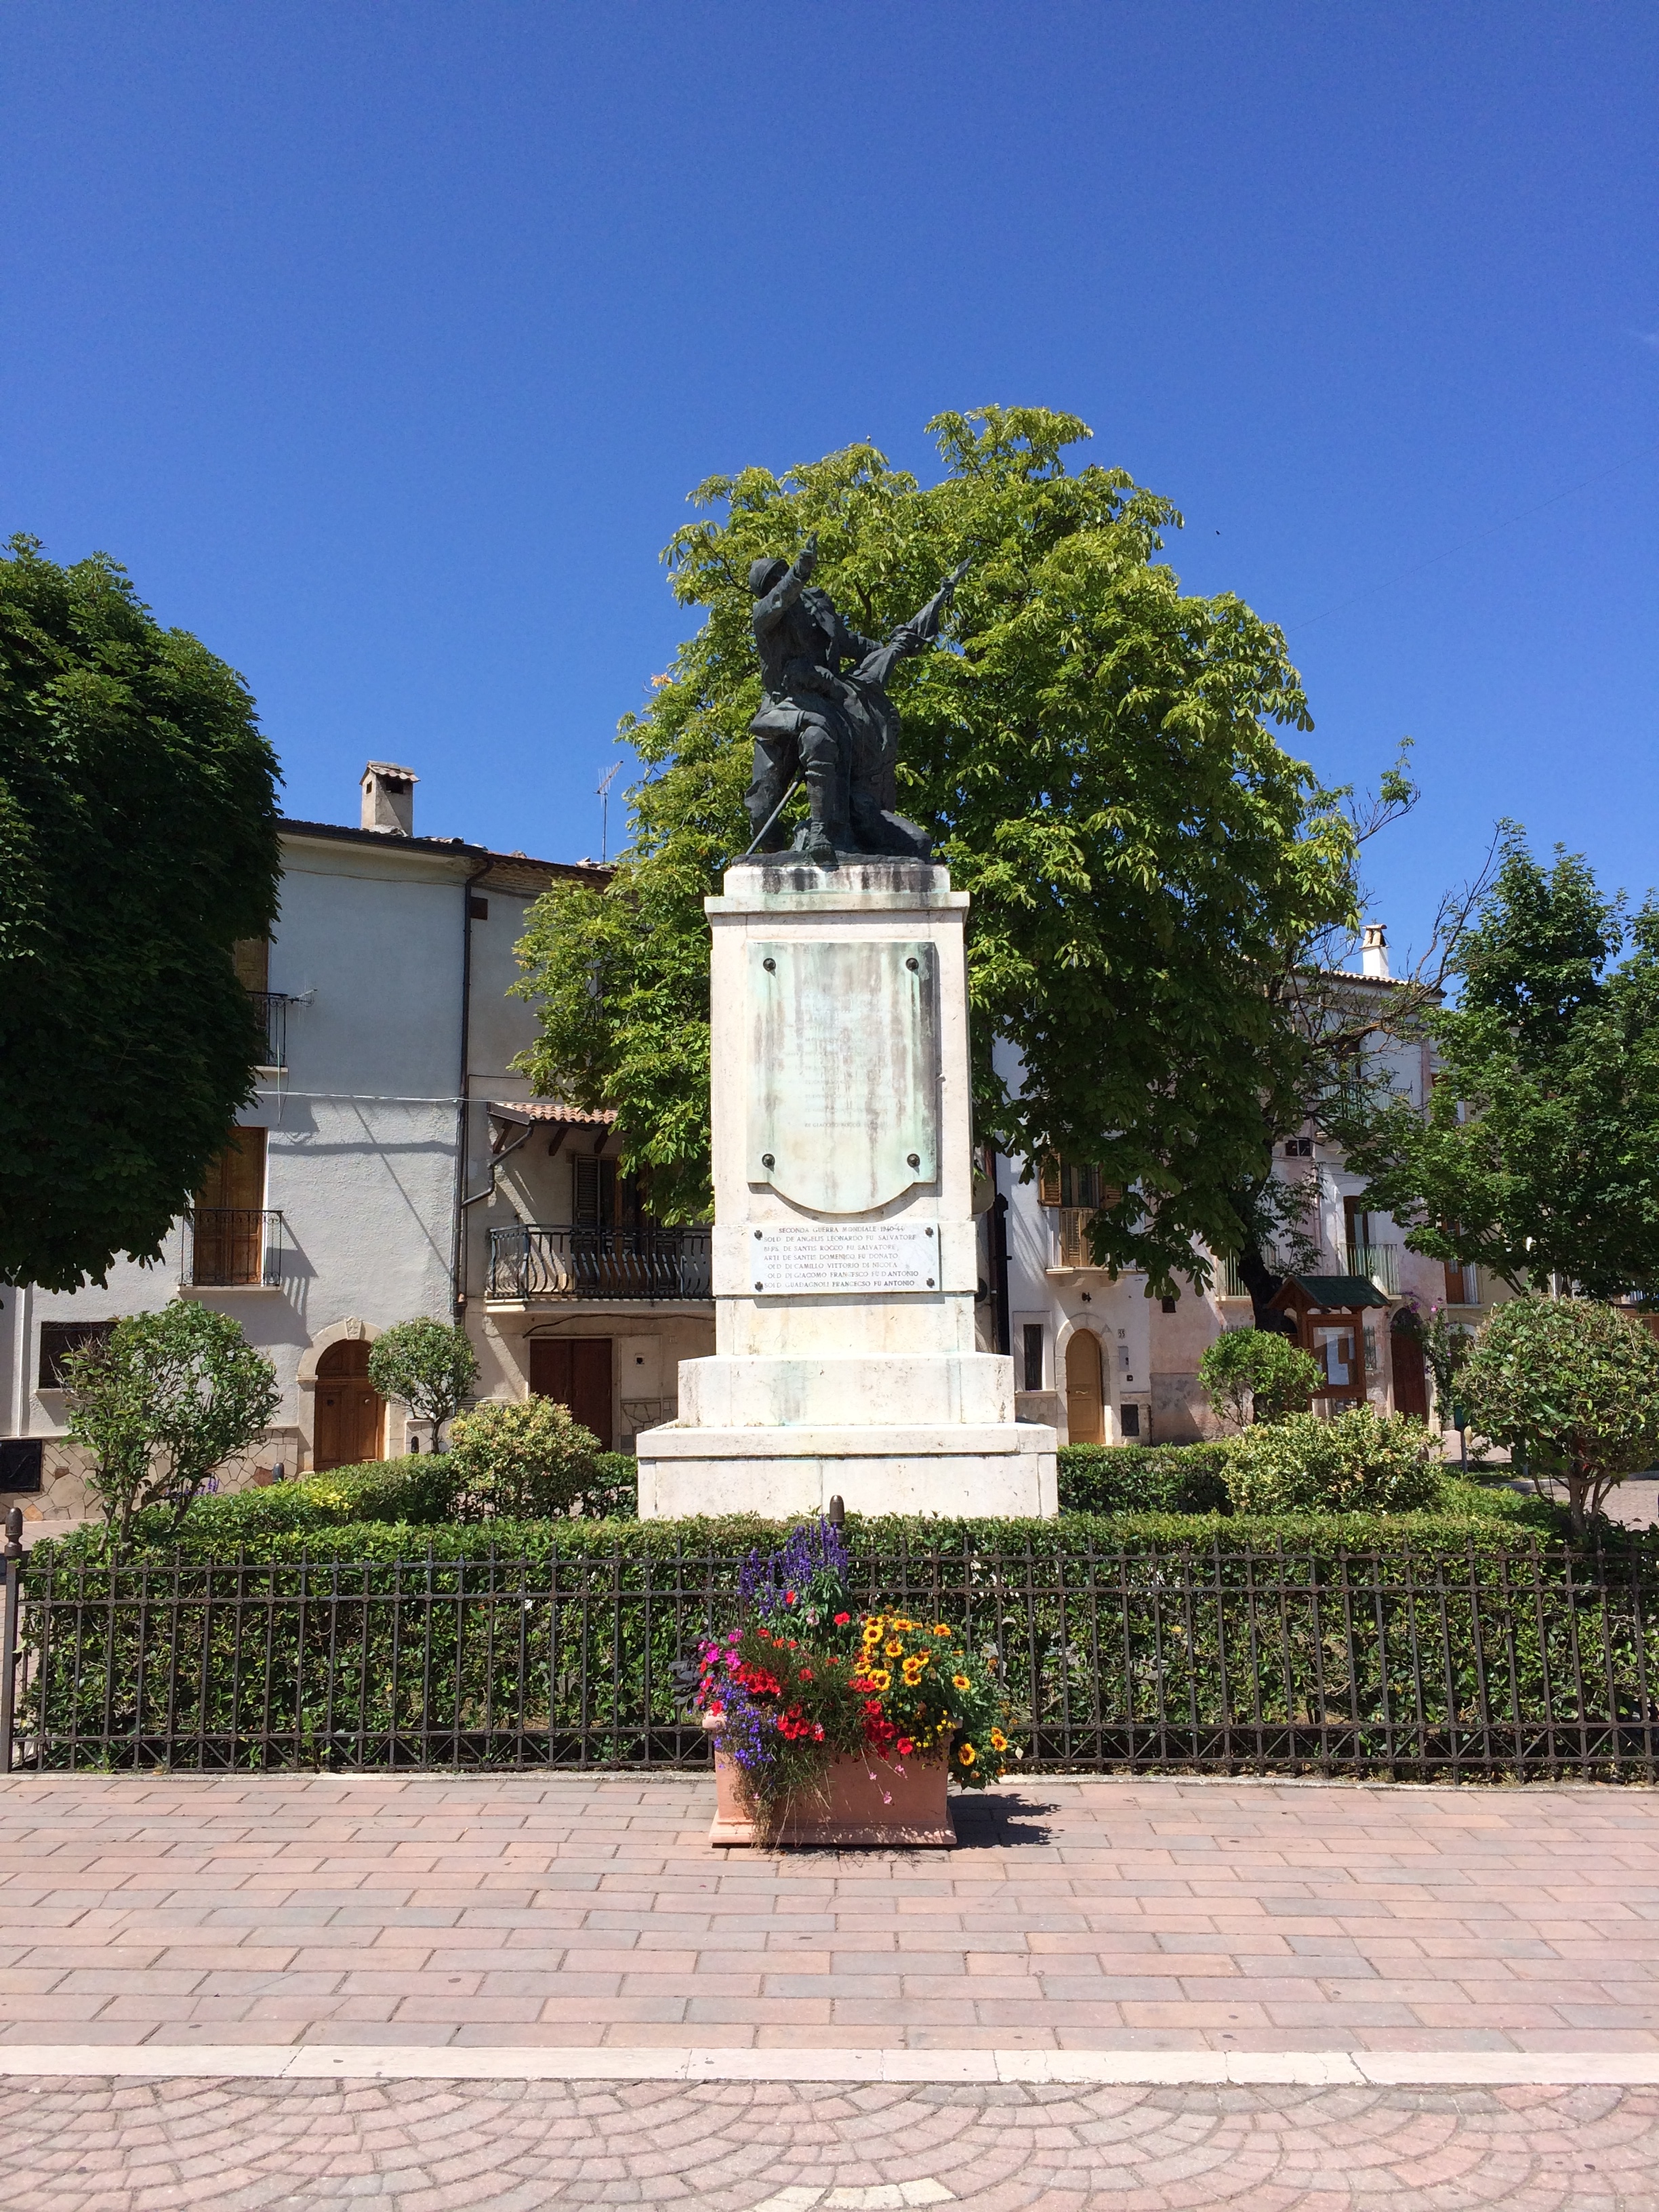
192 1127 267 1284
314 1340 385 1469
1391 1319 1430 1420
1064 1330 1105 1446
529 1337 614 1449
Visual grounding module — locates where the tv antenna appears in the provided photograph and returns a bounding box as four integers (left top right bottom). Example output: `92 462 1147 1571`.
596 763 621 865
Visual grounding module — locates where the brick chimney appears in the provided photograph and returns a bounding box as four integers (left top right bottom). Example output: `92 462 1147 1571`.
361 762 417 836
1361 922 1390 980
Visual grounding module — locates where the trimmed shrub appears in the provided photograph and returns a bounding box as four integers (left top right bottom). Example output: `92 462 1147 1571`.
447 1399 603 1520
1197 1328 1321 1429
1057 1443 1233 1515
1225 1406 1444 1515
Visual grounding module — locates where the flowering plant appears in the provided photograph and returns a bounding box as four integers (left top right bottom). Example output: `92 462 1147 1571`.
695 1519 1014 1835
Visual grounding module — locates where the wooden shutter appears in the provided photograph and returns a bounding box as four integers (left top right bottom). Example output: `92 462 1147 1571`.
1038 1158 1061 1208
194 1128 266 1212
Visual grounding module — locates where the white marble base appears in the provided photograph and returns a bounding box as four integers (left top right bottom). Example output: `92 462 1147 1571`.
675 1351 1016 1429
635 1418 1059 1521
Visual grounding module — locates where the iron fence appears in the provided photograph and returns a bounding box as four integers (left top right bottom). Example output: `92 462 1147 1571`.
487 1224 713 1303
8 1534 1659 1779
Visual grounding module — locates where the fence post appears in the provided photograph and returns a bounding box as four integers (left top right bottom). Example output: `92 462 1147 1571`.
0 1505 24 1774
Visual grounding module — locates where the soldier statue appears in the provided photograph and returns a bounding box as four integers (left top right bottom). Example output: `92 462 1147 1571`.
745 535 970 866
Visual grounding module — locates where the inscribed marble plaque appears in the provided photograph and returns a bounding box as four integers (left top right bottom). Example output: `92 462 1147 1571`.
747 1221 940 1296
747 939 939 1214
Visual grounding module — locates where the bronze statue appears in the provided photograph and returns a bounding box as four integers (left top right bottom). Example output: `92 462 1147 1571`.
745 536 969 865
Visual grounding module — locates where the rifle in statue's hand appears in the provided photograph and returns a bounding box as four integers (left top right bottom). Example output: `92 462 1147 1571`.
888 554 973 654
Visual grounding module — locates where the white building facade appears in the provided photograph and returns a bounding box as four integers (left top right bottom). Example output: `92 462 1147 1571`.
0 764 716 1517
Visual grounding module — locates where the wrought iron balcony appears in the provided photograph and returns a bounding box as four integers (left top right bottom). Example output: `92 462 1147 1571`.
249 991 293 1071
183 1208 284 1288
487 1223 713 1304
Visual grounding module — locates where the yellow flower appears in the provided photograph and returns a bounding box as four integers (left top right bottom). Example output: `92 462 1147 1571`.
951 1673 971 1693
989 1727 1008 1752
958 1742 977 1766
901 1658 924 1685
867 1668 891 1692
862 1623 882 1646
884 1639 904 1658
933 1624 950 1638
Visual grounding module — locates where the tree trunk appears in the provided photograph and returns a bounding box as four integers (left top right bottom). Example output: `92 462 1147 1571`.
1233 1239 1294 1336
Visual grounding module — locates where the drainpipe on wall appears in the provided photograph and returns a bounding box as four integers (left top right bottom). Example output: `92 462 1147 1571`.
449 855 492 1322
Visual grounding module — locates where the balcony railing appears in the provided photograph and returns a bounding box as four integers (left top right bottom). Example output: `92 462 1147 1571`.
183 1209 283 1288
1346 1242 1401 1295
487 1224 713 1304
249 992 293 1071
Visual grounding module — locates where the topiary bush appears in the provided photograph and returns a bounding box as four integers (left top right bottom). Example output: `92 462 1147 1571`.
447 1398 605 1520
1225 1405 1444 1515
1057 1443 1233 1515
1197 1328 1322 1429
1460 1294 1659 1536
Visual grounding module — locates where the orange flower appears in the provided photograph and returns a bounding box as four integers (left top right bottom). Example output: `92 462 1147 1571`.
958 1742 977 1766
951 1673 971 1693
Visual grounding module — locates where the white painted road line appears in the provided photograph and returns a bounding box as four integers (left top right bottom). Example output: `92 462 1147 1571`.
0 2045 1656 2087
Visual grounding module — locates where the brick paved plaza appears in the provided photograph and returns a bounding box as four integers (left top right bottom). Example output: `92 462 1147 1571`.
1 1771 1658 2207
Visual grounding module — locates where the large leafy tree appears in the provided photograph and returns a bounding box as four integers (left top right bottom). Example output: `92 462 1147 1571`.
1344 833 1659 1299
0 536 281 1290
515 409 1358 1294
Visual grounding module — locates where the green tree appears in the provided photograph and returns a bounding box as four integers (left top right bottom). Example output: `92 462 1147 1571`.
515 410 1357 1294
1343 833 1659 1299
0 537 281 1292
61 1303 281 1545
1458 1294 1659 1536
1197 1328 1322 1431
366 1320 480 1448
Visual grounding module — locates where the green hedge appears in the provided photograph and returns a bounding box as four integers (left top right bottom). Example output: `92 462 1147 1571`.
35 1484 1564 1576
1057 1443 1235 1515
154 1450 638 1549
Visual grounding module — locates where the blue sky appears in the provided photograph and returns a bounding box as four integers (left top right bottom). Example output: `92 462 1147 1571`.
4 5 1656 963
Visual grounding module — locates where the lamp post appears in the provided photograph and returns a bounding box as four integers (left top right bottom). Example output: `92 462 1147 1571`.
1452 1402 1469 1478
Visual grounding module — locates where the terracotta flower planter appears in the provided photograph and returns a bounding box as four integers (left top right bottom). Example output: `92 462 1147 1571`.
705 1717 956 1847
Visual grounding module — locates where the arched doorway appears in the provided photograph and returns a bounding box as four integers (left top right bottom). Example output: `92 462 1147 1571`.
1065 1330 1105 1446
314 1339 386 1469
1390 1314 1430 1422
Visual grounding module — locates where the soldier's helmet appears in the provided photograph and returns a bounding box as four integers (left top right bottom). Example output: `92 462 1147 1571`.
748 556 789 597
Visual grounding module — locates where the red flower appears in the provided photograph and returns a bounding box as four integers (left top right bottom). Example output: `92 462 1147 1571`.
784 1591 796 1605
798 1668 814 1682
897 1738 914 1757
834 1612 851 1627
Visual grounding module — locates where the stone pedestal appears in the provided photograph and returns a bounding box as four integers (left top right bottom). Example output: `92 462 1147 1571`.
636 857 1058 1520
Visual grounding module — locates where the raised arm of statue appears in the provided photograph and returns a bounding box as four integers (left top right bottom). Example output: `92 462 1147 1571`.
750 535 819 634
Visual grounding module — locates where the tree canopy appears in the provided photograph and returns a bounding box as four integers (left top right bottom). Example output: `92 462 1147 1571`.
0 537 281 1290
515 409 1358 1294
1345 832 1659 1299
